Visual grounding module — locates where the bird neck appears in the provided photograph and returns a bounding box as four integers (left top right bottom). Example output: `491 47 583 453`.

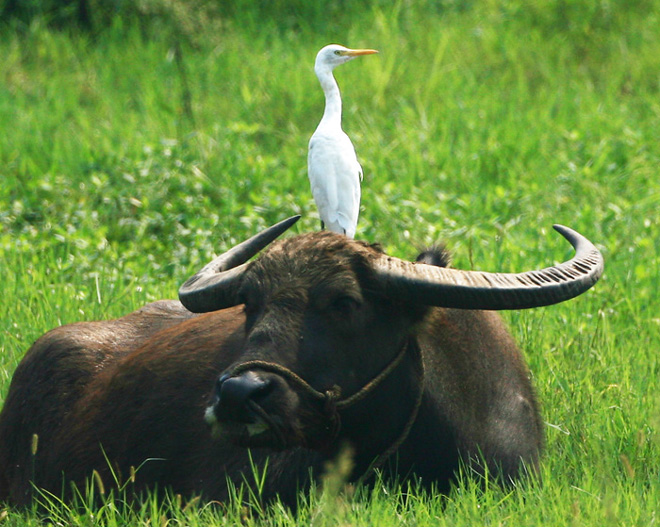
316 68 343 130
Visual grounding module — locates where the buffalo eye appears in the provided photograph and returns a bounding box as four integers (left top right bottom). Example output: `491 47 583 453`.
330 295 362 317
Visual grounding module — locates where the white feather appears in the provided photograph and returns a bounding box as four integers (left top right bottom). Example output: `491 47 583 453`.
307 44 377 239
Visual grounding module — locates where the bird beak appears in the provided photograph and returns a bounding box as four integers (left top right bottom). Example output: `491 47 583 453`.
344 48 379 57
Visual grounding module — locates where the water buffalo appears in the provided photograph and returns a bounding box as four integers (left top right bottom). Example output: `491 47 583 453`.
0 216 603 508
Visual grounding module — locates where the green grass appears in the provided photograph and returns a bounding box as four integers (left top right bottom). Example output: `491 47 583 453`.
1 0 659 524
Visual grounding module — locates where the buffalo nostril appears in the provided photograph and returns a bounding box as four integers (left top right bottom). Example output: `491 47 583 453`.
215 371 270 423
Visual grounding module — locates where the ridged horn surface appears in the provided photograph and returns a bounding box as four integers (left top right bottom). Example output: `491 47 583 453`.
372 225 603 310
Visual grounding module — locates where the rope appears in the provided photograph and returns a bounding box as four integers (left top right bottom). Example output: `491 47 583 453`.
229 341 409 412
355 341 425 485
228 338 425 483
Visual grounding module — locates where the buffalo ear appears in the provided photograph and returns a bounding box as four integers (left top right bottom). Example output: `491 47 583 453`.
416 246 451 268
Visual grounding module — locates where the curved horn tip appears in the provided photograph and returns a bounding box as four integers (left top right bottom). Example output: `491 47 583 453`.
552 223 600 252
553 223 577 238
258 215 301 244
280 215 301 228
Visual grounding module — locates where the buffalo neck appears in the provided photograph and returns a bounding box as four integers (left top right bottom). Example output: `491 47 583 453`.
331 337 425 481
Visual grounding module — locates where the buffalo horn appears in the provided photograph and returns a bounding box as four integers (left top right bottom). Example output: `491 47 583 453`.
179 216 301 313
373 225 604 310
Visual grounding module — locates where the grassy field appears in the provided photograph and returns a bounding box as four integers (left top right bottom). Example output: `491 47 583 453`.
1 0 659 524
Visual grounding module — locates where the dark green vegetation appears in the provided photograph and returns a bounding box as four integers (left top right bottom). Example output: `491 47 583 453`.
1 0 659 524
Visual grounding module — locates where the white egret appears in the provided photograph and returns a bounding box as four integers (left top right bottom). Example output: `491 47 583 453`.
308 44 378 238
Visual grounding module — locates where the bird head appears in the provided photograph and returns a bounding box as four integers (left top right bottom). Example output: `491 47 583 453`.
314 44 378 74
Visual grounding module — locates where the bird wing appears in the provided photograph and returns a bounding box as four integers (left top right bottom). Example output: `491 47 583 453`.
308 130 362 237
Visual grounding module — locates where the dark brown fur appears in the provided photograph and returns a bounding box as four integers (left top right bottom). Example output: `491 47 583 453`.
0 232 542 508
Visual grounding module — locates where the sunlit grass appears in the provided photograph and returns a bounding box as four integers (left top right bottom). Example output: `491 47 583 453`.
1 0 659 524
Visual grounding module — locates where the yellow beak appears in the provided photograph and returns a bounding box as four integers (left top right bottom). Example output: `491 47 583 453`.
344 48 379 56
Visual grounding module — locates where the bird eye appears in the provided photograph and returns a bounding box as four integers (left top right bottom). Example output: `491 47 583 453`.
334 50 342 56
